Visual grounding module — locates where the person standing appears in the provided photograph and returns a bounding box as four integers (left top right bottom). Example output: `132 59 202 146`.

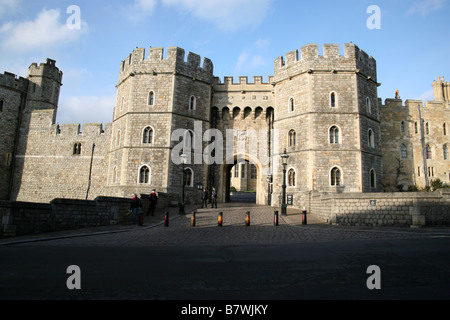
211 187 218 209
130 194 143 225
147 190 158 216
201 188 209 209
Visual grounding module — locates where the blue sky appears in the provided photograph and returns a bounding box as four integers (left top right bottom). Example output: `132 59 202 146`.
0 0 449 124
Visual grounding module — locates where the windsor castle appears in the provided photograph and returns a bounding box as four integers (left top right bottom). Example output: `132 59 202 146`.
1 43 449 210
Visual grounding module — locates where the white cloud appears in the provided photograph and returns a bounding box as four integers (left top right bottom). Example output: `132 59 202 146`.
161 0 274 31
234 50 268 75
57 95 116 125
125 0 158 21
416 89 435 101
407 0 446 15
0 8 88 53
0 0 20 17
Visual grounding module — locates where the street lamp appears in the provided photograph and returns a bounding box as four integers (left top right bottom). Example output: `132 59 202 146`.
179 153 188 215
281 149 289 216
267 175 272 206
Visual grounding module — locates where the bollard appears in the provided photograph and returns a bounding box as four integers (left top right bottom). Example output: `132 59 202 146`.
191 211 196 227
245 211 251 227
274 211 279 226
302 210 307 225
218 212 223 227
139 212 144 227
164 212 169 227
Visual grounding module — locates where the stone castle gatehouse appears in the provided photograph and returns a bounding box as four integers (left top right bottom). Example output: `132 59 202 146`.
0 43 448 209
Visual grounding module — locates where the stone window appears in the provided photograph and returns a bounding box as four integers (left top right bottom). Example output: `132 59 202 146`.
5 153 12 167
112 166 117 184
142 126 154 144
184 130 194 150
444 123 447 136
139 166 150 184
444 144 448 160
366 97 371 114
401 144 407 159
289 97 295 112
401 121 405 133
329 126 340 144
415 122 418 134
418 166 421 177
189 96 197 111
73 143 82 155
241 163 246 179
426 122 429 135
288 129 296 147
116 130 121 146
370 169 376 189
331 167 342 186
0 100 4 112
426 144 432 159
148 91 155 106
234 165 239 178
250 164 257 180
330 92 337 108
368 129 375 148
287 168 296 187
428 167 435 177
184 168 193 187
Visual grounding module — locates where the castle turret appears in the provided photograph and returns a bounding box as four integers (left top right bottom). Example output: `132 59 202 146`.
432 77 450 102
109 46 214 199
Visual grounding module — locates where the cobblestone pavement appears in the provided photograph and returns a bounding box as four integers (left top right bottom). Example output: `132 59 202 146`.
3 203 448 247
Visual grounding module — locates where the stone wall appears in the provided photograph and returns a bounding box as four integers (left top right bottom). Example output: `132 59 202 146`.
307 190 450 227
0 197 133 238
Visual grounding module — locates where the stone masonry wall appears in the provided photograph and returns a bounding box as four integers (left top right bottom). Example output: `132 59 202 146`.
0 197 133 238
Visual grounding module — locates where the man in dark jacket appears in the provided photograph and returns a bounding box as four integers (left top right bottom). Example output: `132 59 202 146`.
201 188 209 209
146 190 158 216
211 187 218 209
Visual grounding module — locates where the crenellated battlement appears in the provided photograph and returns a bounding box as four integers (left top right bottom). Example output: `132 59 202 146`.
274 43 377 83
0 71 29 93
28 59 63 84
118 46 214 84
214 76 274 86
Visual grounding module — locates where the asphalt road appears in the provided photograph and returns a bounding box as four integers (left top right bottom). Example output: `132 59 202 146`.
1 236 449 301
1 203 450 303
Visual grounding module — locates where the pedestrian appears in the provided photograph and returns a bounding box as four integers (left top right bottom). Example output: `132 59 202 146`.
211 187 218 209
201 188 209 208
147 189 158 216
130 193 143 225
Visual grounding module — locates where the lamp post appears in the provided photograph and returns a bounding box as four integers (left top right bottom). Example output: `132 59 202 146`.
281 149 289 216
267 175 272 206
179 153 188 215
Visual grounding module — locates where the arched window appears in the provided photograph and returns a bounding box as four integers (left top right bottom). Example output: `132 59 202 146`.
366 97 371 114
330 92 337 108
401 144 407 159
73 143 82 155
426 144 432 159
288 130 296 147
443 144 448 160
184 168 193 187
331 167 341 186
370 169 376 189
330 126 340 144
368 129 375 148
189 96 196 110
288 168 296 187
139 166 150 184
112 166 117 184
184 130 194 150
401 121 405 133
116 130 121 146
143 127 154 144
289 97 295 112
148 91 155 106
